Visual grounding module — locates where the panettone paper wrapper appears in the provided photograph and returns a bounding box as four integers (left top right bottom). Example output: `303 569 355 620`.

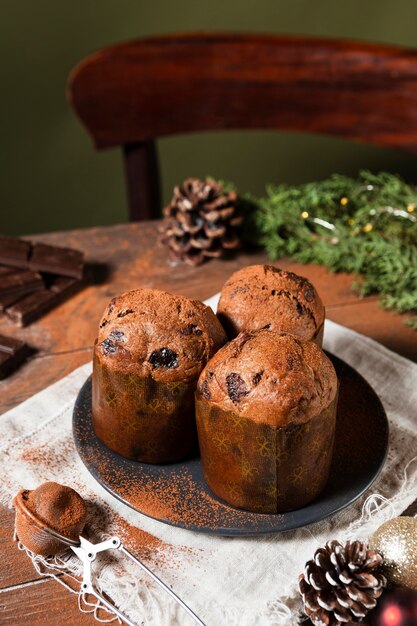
195 392 338 513
92 350 197 463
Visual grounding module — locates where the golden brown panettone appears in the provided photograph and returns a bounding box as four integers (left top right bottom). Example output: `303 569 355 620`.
217 264 325 345
196 330 338 513
92 288 227 463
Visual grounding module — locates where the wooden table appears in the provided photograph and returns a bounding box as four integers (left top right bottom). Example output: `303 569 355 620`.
0 222 416 625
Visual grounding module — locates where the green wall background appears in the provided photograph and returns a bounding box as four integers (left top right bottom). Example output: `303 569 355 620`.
2 1 417 236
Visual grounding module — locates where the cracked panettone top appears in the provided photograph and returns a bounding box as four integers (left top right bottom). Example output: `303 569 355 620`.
96 289 227 383
197 330 338 427
217 265 325 340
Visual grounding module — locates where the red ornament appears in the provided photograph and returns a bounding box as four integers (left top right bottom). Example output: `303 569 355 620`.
371 589 417 626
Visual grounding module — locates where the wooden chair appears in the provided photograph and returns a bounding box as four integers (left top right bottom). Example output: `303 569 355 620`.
68 33 417 221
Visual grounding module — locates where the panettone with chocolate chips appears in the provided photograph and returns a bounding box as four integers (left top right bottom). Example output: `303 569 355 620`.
92 288 226 463
217 264 325 345
196 330 338 513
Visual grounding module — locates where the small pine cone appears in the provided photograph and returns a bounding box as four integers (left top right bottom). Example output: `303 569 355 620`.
160 177 242 266
298 540 387 626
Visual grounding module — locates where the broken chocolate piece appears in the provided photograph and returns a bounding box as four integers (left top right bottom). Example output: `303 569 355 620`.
29 243 84 279
0 334 27 355
226 372 249 403
0 236 31 269
6 291 57 327
0 265 21 277
149 348 179 369
0 292 23 313
200 379 211 400
101 338 118 354
0 270 44 298
0 334 30 380
3 277 83 327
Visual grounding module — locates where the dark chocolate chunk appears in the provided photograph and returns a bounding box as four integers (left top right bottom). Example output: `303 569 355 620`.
0 270 44 298
101 338 118 354
304 286 316 303
149 348 179 369
0 334 31 380
286 355 298 370
252 371 263 385
109 329 126 342
0 334 27 355
180 323 203 336
200 379 211 400
226 373 249 403
0 236 31 269
29 243 84 279
117 309 135 318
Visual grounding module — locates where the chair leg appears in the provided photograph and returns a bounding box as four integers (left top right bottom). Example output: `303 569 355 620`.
123 141 161 221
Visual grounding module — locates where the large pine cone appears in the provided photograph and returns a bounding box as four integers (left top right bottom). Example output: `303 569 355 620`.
299 540 387 626
160 178 242 266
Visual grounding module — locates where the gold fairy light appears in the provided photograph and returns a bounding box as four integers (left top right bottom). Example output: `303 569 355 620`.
301 211 309 220
363 223 373 233
407 203 415 213
340 197 349 206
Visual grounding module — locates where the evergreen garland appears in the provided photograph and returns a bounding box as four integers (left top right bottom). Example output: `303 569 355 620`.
240 171 417 328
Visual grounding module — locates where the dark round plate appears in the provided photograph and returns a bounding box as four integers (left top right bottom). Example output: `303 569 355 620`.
73 354 388 536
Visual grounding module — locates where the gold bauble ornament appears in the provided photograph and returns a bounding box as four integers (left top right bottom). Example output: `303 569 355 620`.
369 516 417 591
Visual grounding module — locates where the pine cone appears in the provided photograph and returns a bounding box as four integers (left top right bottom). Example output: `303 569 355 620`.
299 540 387 626
160 177 242 266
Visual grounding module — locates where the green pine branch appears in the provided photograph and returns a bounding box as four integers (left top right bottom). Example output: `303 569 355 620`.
240 171 417 328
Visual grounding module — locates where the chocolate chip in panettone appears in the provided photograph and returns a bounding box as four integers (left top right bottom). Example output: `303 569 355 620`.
117 308 135 318
226 373 249 403
180 323 203 336
101 338 118 354
109 329 126 342
304 286 316 303
200 380 211 400
252 372 263 385
149 348 179 369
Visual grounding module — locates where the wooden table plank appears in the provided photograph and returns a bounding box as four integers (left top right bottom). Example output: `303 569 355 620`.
0 507 46 589
0 580 97 625
0 221 416 626
327 300 417 363
0 223 376 356
0 350 91 414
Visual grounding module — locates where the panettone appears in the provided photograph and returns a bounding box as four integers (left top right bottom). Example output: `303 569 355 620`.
92 288 226 463
196 330 338 513
217 264 325 345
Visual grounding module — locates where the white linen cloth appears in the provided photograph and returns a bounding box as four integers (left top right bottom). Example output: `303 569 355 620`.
1 293 416 626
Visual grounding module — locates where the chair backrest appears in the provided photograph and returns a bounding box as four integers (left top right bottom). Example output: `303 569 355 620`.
68 33 417 221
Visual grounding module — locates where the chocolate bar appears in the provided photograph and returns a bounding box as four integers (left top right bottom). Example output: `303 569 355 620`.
0 293 22 312
5 291 57 326
29 243 84 279
0 270 44 298
0 333 30 380
0 236 31 269
5 277 83 327
0 265 20 277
